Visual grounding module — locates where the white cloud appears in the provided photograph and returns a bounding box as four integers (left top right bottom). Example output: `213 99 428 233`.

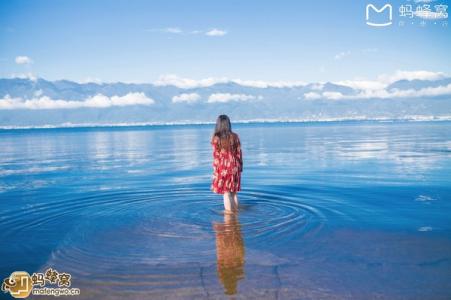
15 56 32 65
381 70 446 83
155 74 229 89
322 92 344 100
154 74 305 89
233 79 305 88
304 92 321 100
334 80 386 91
334 70 447 93
305 70 450 100
363 83 451 99
147 27 227 36
0 92 155 110
146 27 183 34
9 72 37 81
164 27 183 34
334 49 379 61
205 29 227 36
172 93 201 103
310 83 451 100
334 51 351 60
334 48 380 61
207 93 257 103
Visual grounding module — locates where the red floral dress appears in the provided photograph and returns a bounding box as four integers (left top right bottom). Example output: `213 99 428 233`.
211 133 243 194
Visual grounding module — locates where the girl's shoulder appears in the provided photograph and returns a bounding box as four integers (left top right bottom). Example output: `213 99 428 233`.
211 135 219 145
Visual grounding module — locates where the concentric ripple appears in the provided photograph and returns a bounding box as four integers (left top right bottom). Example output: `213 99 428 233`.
1 185 326 240
0 184 328 278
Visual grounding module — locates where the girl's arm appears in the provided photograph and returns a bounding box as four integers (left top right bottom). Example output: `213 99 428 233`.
212 136 220 168
236 136 243 172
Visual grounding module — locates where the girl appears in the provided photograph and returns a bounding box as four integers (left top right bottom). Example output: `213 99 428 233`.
211 115 243 213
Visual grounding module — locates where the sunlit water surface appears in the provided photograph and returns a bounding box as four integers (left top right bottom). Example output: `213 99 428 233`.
1 121 450 299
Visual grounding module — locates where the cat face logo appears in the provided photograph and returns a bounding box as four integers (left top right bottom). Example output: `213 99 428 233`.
366 3 393 27
1 271 32 298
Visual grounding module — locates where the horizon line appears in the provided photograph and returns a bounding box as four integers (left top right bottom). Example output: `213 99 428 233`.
1 116 451 131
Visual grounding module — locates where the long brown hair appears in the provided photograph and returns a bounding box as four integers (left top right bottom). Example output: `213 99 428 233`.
212 115 238 151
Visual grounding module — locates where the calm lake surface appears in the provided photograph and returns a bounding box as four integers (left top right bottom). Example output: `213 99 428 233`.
1 121 450 299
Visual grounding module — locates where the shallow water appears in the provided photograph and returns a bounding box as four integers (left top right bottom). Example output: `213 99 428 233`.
0 121 450 299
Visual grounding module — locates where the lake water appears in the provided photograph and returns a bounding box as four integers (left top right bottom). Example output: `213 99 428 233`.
1 121 450 299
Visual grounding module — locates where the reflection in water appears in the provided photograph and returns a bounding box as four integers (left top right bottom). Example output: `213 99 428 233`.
213 212 245 295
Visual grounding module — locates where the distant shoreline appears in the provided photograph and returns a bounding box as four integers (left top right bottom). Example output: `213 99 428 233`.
1 116 451 131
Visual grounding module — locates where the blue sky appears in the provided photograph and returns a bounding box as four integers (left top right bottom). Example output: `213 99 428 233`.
0 0 450 83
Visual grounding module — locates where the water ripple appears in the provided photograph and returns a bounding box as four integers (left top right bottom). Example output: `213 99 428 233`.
1 185 328 244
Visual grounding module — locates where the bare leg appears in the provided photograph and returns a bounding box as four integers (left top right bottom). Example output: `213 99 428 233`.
232 192 239 210
223 192 233 213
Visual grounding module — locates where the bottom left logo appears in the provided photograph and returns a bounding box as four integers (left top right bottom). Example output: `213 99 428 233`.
2 271 33 298
2 269 80 298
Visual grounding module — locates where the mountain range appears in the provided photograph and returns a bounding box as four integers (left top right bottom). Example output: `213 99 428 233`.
0 75 450 127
